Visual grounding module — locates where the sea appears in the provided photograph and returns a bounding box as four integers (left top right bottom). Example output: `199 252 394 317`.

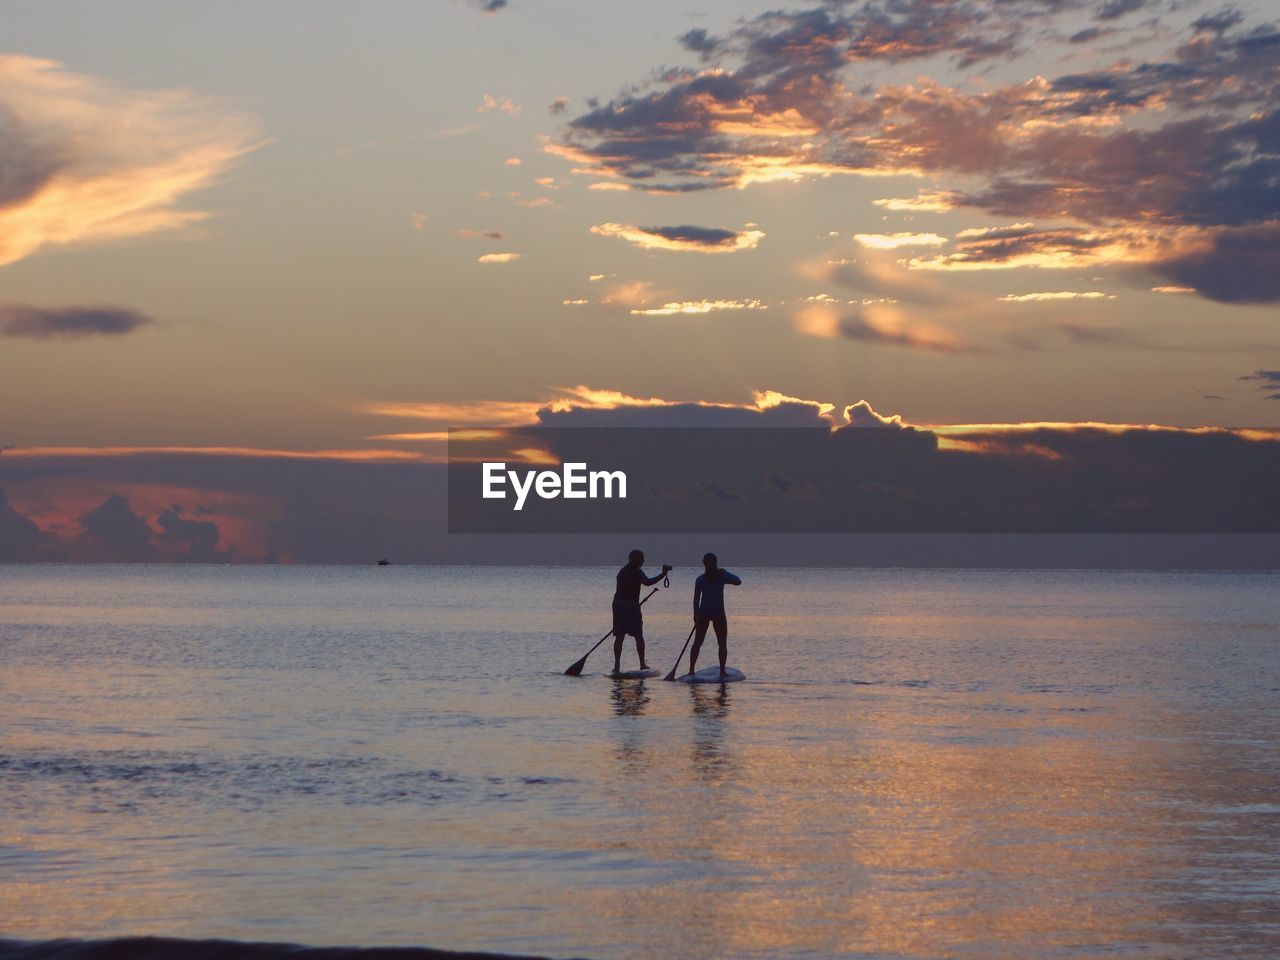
1 564 1278 959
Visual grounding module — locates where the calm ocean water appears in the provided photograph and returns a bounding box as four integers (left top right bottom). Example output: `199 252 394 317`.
1 564 1278 959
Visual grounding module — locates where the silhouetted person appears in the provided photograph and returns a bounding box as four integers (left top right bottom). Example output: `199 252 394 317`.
613 549 670 675
688 552 741 679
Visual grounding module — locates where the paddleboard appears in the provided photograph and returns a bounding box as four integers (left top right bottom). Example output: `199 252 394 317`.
676 666 746 684
608 668 659 679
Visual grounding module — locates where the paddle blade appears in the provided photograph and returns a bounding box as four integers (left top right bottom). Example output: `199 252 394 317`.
663 624 696 681
564 656 589 677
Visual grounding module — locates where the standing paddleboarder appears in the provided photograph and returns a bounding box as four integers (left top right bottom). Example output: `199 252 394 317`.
613 549 671 676
688 553 742 680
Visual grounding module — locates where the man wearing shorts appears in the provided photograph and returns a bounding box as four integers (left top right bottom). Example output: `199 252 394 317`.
612 549 671 675
689 552 742 680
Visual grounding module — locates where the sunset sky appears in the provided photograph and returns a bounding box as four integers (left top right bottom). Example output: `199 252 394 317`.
2 0 1278 561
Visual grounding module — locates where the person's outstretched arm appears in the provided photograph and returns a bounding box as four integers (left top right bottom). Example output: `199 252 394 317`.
642 564 672 587
721 570 742 586
693 576 703 616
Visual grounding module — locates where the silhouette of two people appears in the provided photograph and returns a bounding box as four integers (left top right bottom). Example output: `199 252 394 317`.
610 549 742 679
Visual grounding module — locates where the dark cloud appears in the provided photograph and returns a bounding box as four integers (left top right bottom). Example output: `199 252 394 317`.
1069 26 1106 42
1236 25 1280 53
558 2 1280 301
836 311 972 353
1054 324 1161 349
0 104 68 209
456 228 505 240
761 466 825 499
946 108 1280 229
589 222 764 252
560 2 1058 191
157 504 225 561
1154 224 1280 304
1004 321 1233 353
1 452 444 563
548 97 570 115
678 28 720 56
912 224 1118 267
906 216 1280 306
79 494 154 561
1096 0 1144 21
1192 8 1246 34
1241 369 1280 399
0 304 153 339
452 422 1280 534
0 487 49 560
647 225 738 246
1051 28 1280 116
470 0 508 12
698 479 742 504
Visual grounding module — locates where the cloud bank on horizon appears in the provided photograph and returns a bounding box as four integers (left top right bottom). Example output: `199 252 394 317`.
552 0 1280 303
4 385 1278 560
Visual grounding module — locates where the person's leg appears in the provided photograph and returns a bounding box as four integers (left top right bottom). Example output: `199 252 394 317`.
713 617 728 677
635 631 647 669
689 615 709 674
612 632 625 673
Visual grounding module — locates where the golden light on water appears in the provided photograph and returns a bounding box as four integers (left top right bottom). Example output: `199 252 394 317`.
3 566 1278 956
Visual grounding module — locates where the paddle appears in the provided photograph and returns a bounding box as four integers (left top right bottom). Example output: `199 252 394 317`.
563 587 660 676
662 623 698 682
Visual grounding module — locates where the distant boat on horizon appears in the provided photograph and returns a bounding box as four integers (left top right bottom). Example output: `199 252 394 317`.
377 559 391 566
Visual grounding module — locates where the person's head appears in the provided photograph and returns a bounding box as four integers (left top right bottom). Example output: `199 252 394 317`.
702 552 718 574
629 548 645 567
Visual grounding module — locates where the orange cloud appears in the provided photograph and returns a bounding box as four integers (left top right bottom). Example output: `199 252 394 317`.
997 291 1116 302
3 445 429 462
908 224 1148 271
0 55 258 267
353 400 545 426
753 390 837 421
794 301 971 353
853 232 948 249
872 191 957 212
629 299 766 316
479 93 521 115
4 481 275 560
926 422 1280 442
547 385 674 410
